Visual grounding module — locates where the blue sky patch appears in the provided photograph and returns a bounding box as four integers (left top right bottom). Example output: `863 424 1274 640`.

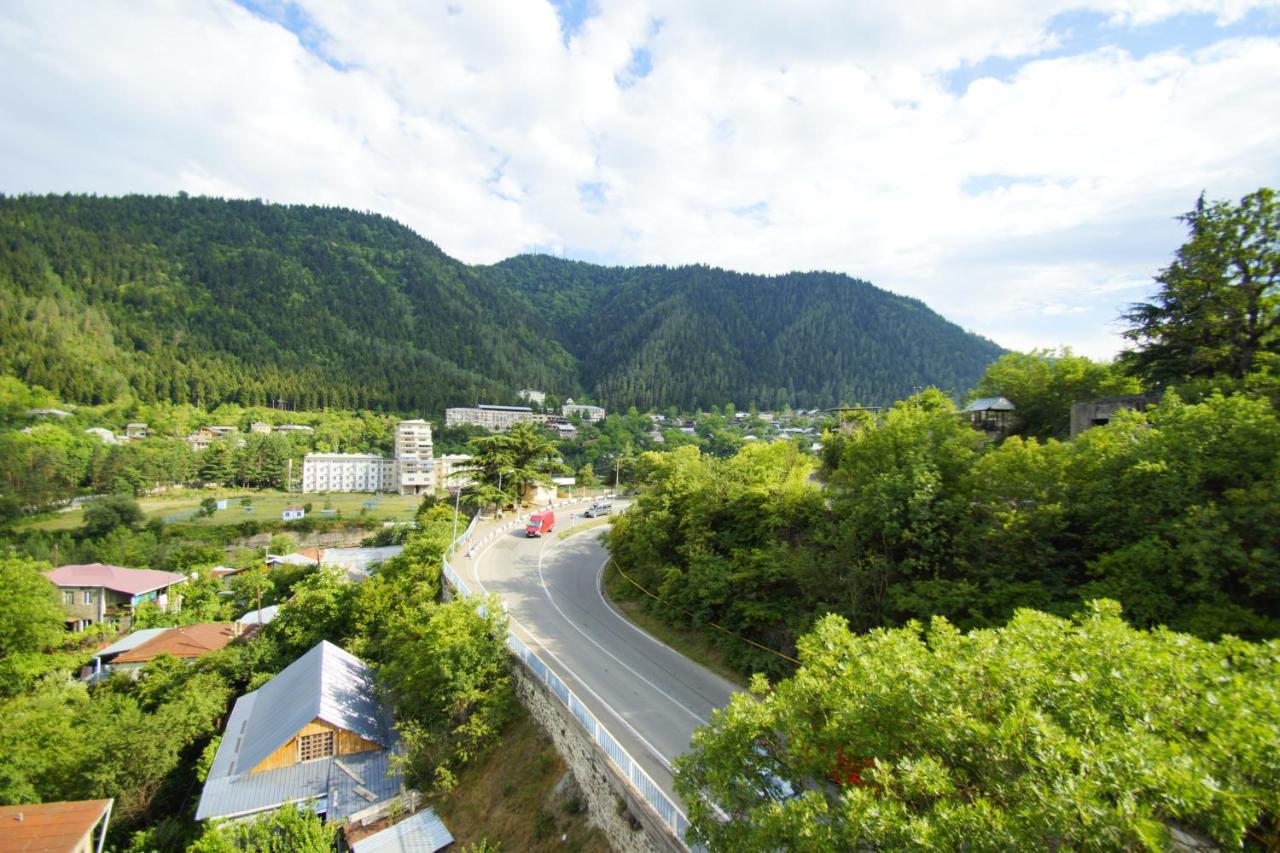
549 0 598 46
944 8 1280 94
233 0 351 70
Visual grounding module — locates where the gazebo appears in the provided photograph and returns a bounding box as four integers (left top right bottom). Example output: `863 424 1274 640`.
963 396 1016 434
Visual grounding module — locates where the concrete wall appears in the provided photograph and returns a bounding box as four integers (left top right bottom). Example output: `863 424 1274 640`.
511 665 682 853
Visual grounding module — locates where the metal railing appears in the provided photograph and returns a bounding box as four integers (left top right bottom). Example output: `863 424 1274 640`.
441 500 691 847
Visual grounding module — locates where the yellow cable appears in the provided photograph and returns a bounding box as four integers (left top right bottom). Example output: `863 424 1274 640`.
606 559 800 666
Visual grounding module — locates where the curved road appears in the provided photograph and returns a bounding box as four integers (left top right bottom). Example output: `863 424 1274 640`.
460 514 739 808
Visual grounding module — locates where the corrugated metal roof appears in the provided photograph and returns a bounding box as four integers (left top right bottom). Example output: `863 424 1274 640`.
964 396 1016 412
43 564 186 595
234 641 392 776
112 623 238 663
94 628 168 660
236 605 280 625
352 809 453 853
197 641 397 821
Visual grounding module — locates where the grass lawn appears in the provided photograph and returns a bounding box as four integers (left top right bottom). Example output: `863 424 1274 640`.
437 710 609 851
19 489 422 531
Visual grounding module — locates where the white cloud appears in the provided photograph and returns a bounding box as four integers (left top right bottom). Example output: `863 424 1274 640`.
0 0 1278 359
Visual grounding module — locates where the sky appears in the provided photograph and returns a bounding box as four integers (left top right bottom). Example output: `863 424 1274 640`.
1 1 1278 359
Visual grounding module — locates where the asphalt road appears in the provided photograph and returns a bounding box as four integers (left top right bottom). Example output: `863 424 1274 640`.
464 514 740 807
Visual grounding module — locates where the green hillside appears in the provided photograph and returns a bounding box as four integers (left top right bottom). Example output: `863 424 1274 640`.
481 255 1004 410
0 194 1002 412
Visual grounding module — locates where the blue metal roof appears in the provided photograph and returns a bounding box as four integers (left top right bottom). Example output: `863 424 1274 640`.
94 628 167 660
352 808 453 853
196 641 400 822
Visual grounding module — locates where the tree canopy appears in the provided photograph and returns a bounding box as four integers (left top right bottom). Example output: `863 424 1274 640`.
677 601 1280 851
1121 187 1279 387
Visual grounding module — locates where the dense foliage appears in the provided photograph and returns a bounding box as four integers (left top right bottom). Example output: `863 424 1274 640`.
677 602 1280 851
481 254 1005 410
608 389 1280 679
0 193 1002 414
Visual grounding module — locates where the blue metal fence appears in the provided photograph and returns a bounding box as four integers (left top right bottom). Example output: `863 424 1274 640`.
443 506 691 846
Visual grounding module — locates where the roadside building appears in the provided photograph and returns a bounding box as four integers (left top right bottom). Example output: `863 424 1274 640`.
963 396 1017 436
43 564 186 630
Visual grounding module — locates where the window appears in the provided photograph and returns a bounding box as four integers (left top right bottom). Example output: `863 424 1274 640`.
298 730 335 762
83 590 95 605
63 590 74 605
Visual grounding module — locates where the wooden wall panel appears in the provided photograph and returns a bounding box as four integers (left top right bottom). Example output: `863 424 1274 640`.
249 718 385 775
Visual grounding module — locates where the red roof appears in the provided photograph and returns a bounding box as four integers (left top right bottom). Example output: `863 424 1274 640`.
112 623 240 664
0 799 111 852
43 564 186 596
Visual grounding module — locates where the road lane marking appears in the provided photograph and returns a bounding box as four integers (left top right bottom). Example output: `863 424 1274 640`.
468 525 678 774
536 535 711 728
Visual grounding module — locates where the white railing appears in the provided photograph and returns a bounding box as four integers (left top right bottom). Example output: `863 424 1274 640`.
441 501 691 848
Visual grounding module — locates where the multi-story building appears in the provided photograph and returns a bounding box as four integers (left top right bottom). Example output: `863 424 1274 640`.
301 453 395 493
445 404 550 432
562 402 606 422
394 419 435 496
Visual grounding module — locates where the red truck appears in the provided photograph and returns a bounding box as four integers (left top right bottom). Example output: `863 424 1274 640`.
525 509 555 538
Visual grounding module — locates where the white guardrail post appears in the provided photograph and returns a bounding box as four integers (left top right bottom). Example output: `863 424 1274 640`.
442 501 692 848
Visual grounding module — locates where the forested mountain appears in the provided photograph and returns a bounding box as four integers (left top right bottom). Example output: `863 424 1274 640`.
0 194 1002 412
481 255 1004 410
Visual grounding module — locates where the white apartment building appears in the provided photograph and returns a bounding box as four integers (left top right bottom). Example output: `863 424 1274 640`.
444 404 549 432
562 402 606 422
301 453 395 493
394 419 435 496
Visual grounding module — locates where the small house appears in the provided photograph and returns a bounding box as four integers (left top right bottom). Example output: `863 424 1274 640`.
196 641 404 824
282 506 306 521
963 396 1016 435
0 799 113 853
44 564 187 630
124 422 148 439
108 623 241 674
250 421 273 433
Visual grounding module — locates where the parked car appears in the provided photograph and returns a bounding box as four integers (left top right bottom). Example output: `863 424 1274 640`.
583 502 612 518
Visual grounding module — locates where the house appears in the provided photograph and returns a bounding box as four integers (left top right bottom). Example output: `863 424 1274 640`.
348 807 453 853
84 628 168 682
318 546 403 583
237 605 280 626
562 402 606 422
108 623 241 673
267 551 319 570
0 798 113 853
43 564 187 630
249 421 273 434
124 422 148 440
963 396 1017 435
196 641 404 824
282 506 306 521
